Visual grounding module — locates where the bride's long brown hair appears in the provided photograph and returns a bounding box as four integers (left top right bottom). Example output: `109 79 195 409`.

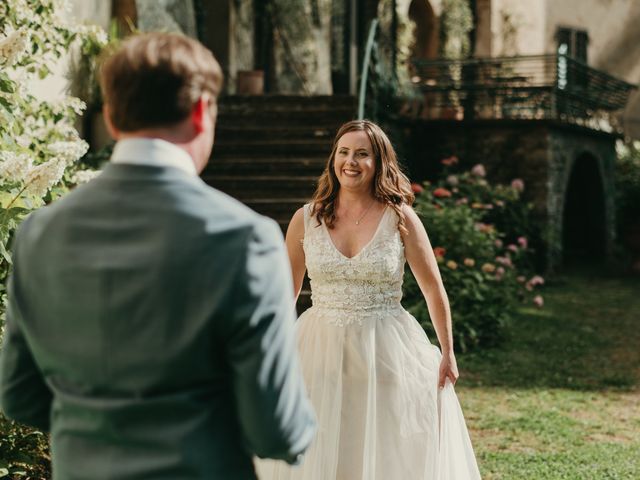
310 120 415 233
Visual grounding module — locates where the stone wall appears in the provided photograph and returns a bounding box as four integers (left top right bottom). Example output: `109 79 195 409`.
547 128 617 266
406 120 617 269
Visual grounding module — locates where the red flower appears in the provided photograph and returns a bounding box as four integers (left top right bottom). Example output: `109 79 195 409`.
433 247 446 258
441 156 459 166
411 182 424 194
433 187 452 198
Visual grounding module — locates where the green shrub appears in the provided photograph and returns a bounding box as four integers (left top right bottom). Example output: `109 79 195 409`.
0 414 49 479
616 141 640 238
403 158 543 352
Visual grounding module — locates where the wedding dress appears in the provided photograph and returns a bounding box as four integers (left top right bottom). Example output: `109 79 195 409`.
256 204 481 480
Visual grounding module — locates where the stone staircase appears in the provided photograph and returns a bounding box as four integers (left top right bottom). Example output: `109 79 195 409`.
201 95 356 310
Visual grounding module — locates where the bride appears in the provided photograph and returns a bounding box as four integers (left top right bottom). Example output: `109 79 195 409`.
256 120 481 479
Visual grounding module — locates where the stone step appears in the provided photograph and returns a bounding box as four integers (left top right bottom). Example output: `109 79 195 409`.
243 198 310 215
215 125 337 142
213 139 332 157
219 94 356 109
218 111 353 128
204 176 317 200
296 289 311 315
206 156 327 175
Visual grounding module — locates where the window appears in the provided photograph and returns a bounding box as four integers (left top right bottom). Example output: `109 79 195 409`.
556 27 589 63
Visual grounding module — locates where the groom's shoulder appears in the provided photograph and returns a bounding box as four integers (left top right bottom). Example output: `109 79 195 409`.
191 182 283 244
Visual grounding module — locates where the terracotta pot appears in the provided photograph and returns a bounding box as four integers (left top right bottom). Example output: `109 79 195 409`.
236 70 264 95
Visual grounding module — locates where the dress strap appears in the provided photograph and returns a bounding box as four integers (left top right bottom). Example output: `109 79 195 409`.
303 203 311 233
303 203 323 239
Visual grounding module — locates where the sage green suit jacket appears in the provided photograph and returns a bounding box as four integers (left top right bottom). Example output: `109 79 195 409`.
0 163 315 479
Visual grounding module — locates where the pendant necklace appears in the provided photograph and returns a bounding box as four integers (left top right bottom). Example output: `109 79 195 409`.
355 200 375 225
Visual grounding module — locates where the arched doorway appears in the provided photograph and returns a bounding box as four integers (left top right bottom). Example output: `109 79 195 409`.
562 154 607 264
408 0 438 60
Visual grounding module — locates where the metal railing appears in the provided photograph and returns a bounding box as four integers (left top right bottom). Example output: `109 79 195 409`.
410 54 636 129
358 19 379 120
357 19 397 122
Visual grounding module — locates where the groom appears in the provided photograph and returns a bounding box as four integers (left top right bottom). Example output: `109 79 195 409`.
0 33 315 479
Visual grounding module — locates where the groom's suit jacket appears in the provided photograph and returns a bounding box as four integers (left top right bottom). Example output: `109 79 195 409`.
0 140 315 479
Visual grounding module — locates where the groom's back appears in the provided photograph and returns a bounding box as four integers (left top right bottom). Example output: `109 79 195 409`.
1 32 315 479
15 165 265 478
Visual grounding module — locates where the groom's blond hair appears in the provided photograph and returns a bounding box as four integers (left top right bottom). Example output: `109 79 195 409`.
99 32 223 132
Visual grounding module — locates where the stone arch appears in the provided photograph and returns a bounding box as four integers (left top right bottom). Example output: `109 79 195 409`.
408 0 439 60
397 0 442 18
561 152 608 264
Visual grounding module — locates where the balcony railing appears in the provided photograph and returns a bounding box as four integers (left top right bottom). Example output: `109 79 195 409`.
409 54 636 131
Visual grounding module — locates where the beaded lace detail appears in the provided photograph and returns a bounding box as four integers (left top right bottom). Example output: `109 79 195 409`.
302 204 405 326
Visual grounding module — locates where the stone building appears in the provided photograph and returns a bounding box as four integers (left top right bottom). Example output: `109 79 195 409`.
59 1 639 269
399 0 638 268
195 0 639 268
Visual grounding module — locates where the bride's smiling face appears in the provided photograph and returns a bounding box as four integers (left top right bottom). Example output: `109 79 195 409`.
333 131 376 191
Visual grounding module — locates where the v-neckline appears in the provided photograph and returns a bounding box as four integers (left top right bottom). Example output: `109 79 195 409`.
323 207 389 260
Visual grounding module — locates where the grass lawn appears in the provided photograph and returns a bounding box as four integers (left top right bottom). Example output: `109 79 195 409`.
456 270 640 479
2 270 638 479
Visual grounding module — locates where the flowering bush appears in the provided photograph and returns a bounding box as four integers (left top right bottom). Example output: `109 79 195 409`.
404 159 543 351
0 0 107 324
0 1 107 477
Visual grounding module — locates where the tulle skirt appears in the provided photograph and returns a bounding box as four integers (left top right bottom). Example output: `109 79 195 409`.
255 305 481 480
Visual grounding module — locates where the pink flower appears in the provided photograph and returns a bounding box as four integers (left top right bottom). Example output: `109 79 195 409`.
475 223 495 234
495 266 505 280
456 197 469 205
441 156 459 166
511 178 525 192
495 200 505 207
484 203 494 210
529 275 545 286
533 295 544 308
494 239 503 248
446 175 459 186
507 244 518 253
463 258 475 267
433 187 452 198
495 256 513 267
517 236 528 249
517 275 526 283
471 164 486 177
411 182 424 194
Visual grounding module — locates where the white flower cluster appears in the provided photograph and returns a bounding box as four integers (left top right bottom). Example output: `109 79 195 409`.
48 140 89 163
0 29 29 67
72 169 100 185
77 24 109 47
24 157 67 197
0 151 33 183
48 97 87 117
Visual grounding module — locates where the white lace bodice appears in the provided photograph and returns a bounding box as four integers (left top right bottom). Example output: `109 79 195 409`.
302 204 405 325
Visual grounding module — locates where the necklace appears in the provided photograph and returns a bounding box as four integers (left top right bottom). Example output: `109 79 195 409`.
354 200 376 225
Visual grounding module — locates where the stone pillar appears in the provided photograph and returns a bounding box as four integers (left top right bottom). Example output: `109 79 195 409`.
270 0 333 94
199 0 231 92
135 0 198 37
474 0 491 56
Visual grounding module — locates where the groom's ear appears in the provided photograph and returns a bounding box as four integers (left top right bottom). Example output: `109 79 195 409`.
102 104 120 140
191 95 210 134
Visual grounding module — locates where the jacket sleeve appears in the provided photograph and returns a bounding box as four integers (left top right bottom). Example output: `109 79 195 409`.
225 217 316 463
0 220 53 432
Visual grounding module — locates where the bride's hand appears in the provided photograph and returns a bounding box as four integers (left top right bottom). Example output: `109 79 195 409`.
438 352 459 388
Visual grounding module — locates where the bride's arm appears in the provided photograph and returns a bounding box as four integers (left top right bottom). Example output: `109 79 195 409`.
285 207 307 301
400 204 459 387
